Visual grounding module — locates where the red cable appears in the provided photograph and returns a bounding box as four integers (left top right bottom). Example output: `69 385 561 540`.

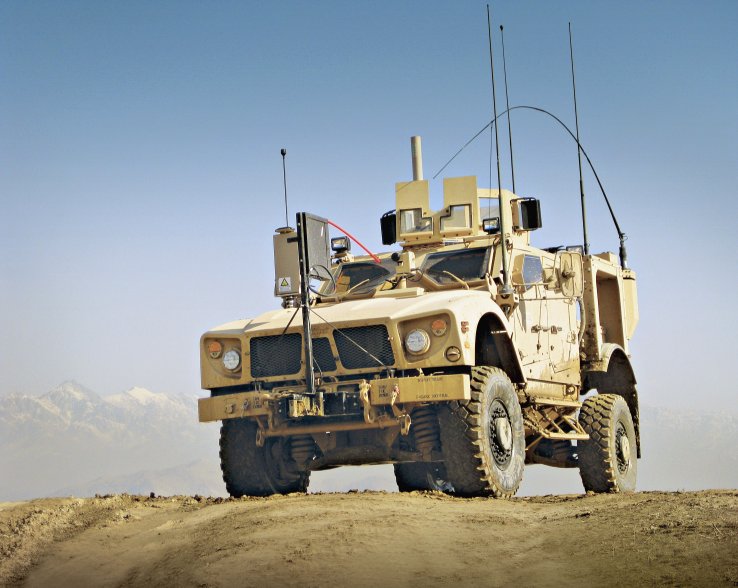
326 220 381 264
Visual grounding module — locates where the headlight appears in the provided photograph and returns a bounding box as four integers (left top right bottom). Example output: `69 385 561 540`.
405 329 430 355
222 349 241 371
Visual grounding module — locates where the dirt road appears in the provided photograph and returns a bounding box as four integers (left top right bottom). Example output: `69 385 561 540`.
1 490 736 587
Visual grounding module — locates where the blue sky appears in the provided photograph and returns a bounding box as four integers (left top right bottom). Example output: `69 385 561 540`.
1 1 736 409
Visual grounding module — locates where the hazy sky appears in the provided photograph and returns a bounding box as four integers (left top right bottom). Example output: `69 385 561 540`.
2 1 736 409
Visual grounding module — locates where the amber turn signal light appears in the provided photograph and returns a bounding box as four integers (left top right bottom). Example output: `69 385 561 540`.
431 318 447 337
207 340 223 359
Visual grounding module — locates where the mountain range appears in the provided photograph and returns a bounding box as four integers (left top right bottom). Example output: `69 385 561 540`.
1 381 736 500
0 381 223 501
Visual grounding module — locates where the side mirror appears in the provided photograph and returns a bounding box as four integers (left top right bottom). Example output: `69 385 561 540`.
380 210 397 245
558 251 584 298
519 198 542 230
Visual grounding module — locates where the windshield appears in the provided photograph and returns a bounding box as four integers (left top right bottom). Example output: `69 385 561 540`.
330 259 396 296
422 247 491 286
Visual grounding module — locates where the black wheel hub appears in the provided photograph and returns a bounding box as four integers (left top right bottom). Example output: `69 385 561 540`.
490 399 514 468
615 422 631 474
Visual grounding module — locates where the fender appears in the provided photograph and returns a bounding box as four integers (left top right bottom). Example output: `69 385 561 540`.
583 342 637 383
472 311 525 385
438 291 525 383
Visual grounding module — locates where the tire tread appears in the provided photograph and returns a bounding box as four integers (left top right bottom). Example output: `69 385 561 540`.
438 366 524 498
220 420 309 497
578 393 636 493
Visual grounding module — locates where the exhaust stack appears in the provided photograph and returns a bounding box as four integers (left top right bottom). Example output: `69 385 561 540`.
411 136 423 181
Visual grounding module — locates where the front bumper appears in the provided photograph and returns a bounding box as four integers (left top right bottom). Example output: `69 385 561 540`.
198 373 470 424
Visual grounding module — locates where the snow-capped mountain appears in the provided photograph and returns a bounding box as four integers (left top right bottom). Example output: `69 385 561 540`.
0 381 222 501
107 386 176 407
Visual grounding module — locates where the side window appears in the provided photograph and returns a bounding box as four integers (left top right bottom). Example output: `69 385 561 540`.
522 255 543 286
513 254 544 290
399 209 433 235
440 204 472 232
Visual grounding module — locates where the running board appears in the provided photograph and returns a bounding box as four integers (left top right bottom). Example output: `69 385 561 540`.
523 400 589 451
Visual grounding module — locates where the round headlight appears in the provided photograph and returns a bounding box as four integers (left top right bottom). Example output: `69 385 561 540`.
405 329 431 355
222 349 241 371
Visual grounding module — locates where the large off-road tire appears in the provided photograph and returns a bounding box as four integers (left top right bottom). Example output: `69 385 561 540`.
394 462 450 492
578 393 637 493
220 419 309 497
437 366 525 497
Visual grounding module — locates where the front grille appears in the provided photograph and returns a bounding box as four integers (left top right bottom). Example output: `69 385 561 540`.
250 333 302 378
334 325 394 369
249 325 393 379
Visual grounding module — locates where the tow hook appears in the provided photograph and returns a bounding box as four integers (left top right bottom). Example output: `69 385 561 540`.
390 385 412 436
400 413 412 436
359 380 411 435
359 381 376 424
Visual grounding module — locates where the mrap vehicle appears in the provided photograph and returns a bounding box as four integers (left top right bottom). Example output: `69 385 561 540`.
197 137 640 498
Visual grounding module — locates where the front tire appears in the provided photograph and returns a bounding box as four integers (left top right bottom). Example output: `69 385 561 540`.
220 419 309 497
578 394 637 493
437 366 525 497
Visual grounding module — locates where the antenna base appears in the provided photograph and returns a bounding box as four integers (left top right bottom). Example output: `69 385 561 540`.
619 236 629 269
495 288 519 317
281 296 300 309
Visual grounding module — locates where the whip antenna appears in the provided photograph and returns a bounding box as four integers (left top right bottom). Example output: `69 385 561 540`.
500 25 516 194
281 148 290 228
569 23 590 256
487 5 512 294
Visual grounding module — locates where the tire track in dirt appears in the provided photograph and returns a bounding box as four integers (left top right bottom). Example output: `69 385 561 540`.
3 491 737 587
1 495 162 585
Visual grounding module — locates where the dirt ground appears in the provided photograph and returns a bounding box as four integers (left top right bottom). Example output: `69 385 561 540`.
1 490 736 587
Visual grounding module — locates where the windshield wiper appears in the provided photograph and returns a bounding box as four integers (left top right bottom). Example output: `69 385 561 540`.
442 270 470 290
344 278 370 296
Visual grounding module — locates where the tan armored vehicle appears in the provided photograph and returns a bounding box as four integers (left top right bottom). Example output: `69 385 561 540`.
198 138 640 498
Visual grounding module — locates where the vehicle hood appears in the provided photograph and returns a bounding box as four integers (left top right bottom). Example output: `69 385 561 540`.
206 289 502 336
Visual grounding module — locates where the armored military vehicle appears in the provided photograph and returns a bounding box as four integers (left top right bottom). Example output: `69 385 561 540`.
198 137 640 498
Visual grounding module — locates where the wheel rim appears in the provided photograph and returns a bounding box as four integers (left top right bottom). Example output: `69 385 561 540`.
490 399 514 468
615 422 631 474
